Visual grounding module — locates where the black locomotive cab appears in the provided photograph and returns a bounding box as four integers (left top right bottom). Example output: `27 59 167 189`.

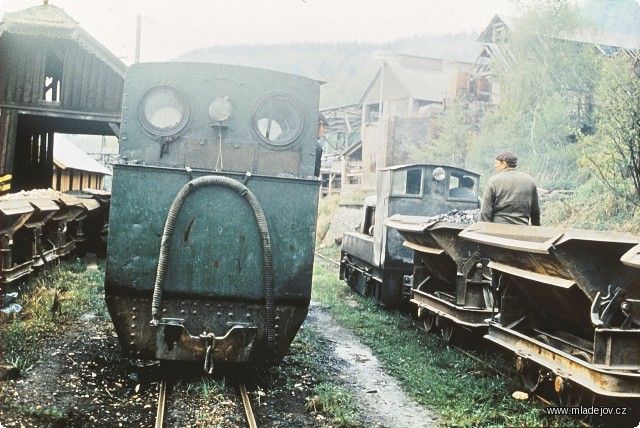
340 164 480 308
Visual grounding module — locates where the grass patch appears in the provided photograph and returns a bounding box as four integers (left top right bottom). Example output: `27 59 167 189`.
0 259 107 370
541 179 640 233
21 405 67 420
293 328 361 427
312 263 586 427
181 376 227 402
306 383 359 427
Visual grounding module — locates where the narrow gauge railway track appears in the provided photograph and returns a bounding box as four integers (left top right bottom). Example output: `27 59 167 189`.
412 319 595 428
154 376 257 428
314 251 341 270
155 378 168 428
314 252 594 427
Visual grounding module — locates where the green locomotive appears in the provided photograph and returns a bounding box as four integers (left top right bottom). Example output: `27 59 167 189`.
105 62 320 370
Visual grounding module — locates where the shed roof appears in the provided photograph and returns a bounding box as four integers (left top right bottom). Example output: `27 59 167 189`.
390 64 451 102
359 54 467 107
0 4 126 76
477 14 640 51
53 136 111 175
477 15 518 44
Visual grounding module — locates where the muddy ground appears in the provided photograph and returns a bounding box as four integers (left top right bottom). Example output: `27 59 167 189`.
0 302 438 427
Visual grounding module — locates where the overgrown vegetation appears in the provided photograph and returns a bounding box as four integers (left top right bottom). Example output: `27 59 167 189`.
469 0 599 188
316 194 344 245
250 326 361 427
408 96 476 169
579 53 640 204
541 179 640 232
410 0 640 227
316 192 372 246
306 383 359 427
0 259 107 371
311 260 592 427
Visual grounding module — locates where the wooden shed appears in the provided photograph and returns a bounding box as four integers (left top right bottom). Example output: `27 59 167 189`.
0 2 126 194
52 136 111 192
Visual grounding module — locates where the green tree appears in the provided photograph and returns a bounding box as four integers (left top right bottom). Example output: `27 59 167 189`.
475 0 600 188
579 55 640 203
426 97 474 168
404 97 474 168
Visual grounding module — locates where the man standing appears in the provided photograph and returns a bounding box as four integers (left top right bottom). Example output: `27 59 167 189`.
314 114 328 177
480 150 540 225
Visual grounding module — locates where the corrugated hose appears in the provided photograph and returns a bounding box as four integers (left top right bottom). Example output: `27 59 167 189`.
150 175 276 346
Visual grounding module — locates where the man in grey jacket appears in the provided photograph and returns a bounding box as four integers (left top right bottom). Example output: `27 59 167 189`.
480 150 540 225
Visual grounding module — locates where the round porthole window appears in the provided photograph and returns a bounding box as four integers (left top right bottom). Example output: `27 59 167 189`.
252 95 304 147
138 86 190 137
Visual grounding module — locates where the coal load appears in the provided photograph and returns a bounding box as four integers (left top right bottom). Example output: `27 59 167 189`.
423 208 480 224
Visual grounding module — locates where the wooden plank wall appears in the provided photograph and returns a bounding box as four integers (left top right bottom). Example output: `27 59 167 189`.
53 167 104 192
0 34 123 115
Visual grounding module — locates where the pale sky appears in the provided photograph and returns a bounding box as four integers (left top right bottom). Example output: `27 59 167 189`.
0 0 520 64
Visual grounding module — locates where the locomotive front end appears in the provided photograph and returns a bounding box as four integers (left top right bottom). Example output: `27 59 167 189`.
105 63 320 368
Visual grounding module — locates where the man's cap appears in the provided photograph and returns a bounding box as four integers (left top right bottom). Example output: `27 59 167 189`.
318 113 329 126
461 177 475 188
496 150 518 167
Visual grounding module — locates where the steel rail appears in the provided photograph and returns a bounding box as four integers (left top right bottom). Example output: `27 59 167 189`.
155 378 168 428
239 382 258 428
314 251 341 269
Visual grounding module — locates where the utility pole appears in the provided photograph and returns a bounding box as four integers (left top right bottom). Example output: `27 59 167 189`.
135 14 141 63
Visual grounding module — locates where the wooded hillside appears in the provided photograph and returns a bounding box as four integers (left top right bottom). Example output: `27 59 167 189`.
175 33 481 108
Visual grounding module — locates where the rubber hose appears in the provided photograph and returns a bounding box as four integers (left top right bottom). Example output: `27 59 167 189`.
150 175 276 345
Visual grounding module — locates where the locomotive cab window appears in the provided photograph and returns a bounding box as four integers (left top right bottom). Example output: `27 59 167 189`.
253 95 304 147
391 168 423 196
138 85 190 137
448 174 477 200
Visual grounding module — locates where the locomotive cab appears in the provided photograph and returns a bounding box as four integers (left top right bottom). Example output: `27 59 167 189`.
340 164 480 308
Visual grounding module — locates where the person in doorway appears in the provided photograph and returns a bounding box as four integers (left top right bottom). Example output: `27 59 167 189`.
449 176 476 199
313 113 329 177
314 114 328 177
480 150 540 225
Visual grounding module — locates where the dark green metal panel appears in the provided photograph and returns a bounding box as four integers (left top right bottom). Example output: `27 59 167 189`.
105 164 318 303
119 62 320 178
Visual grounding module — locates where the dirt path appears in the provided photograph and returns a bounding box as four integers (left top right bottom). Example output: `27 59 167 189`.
305 302 439 428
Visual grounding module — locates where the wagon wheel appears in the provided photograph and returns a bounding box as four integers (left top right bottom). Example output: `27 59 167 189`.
439 319 456 343
556 379 594 407
520 367 543 393
535 333 551 346
422 312 437 333
515 357 550 394
555 350 595 408
345 268 357 289
570 350 593 364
